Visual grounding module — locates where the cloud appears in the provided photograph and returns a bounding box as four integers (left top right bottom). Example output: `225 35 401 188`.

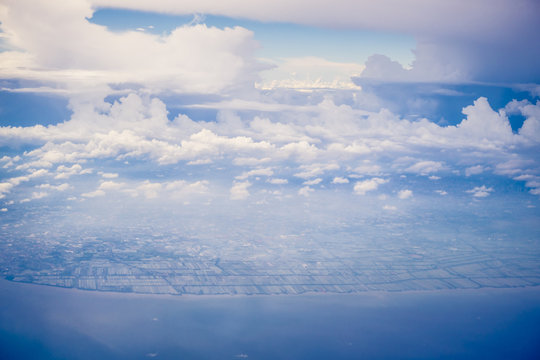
0 91 539 206
353 177 388 195
303 178 322 186
230 181 251 200
332 177 349 184
99 172 119 179
267 178 288 185
236 168 274 180
21 191 49 203
466 185 494 198
88 1 539 45
82 189 106 198
258 56 364 90
298 186 314 197
55 164 92 179
465 165 484 177
0 182 15 199
405 161 444 175
38 183 71 191
294 163 339 179
398 189 413 199
0 0 264 97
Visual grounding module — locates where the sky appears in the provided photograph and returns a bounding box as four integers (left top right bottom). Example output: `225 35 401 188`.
0 0 539 244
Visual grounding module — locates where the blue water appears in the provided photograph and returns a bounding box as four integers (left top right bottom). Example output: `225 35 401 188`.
0 279 539 359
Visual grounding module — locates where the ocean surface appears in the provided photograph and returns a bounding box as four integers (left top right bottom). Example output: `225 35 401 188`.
1 279 539 359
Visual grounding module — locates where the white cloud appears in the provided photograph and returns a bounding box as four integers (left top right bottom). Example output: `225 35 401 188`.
294 163 339 179
398 189 413 199
0 91 538 207
518 100 540 143
0 183 14 199
303 178 322 186
383 205 397 211
87 0 538 45
465 165 484 177
236 168 274 180
332 177 349 184
258 56 364 90
298 186 314 197
82 189 106 198
267 178 288 185
466 185 494 198
455 98 515 146
136 181 162 199
353 177 388 195
21 191 49 203
405 161 444 175
0 0 264 96
99 172 119 179
38 183 71 191
99 181 126 191
353 162 381 176
55 164 91 179
435 190 448 196
230 181 251 200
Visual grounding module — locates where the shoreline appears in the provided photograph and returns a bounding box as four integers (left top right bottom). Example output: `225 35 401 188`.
3 276 540 301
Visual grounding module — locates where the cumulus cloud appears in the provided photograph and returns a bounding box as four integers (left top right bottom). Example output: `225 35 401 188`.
405 161 444 175
294 163 339 179
0 89 539 206
230 181 251 200
332 177 349 184
298 186 314 197
267 178 288 185
38 183 71 191
398 189 413 199
258 56 364 90
99 172 119 179
21 191 49 203
236 168 274 180
465 165 485 177
303 178 322 186
354 178 388 195
466 185 494 198
0 0 263 97
55 164 92 179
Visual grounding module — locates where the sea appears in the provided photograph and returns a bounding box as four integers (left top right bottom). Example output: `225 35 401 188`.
1 279 539 359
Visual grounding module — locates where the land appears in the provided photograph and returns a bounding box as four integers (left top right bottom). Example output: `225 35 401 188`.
1 209 539 295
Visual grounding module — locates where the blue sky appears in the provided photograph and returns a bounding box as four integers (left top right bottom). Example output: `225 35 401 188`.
0 0 539 243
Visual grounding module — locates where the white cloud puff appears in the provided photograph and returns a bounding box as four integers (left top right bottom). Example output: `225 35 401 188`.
405 161 444 175
230 181 251 200
465 165 485 177
354 177 388 195
466 185 494 198
298 186 314 197
398 189 413 199
332 177 349 184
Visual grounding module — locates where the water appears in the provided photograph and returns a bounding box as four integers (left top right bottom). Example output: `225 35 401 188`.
1 279 539 359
